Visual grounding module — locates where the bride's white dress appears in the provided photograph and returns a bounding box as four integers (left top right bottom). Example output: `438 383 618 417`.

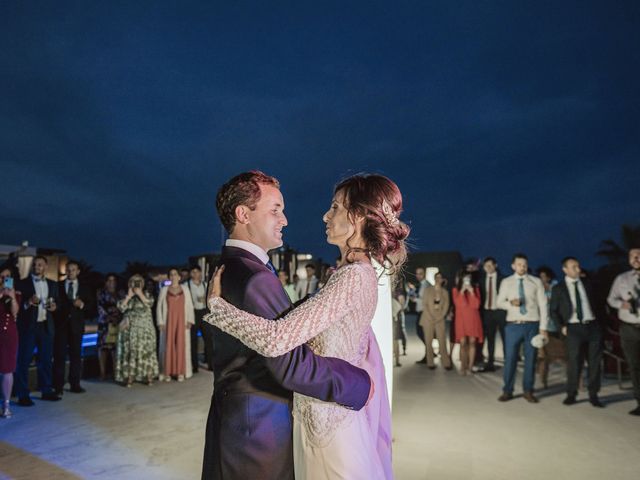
205 261 393 480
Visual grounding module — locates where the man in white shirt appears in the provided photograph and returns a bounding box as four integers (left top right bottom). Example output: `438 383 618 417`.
607 246 640 416
550 257 603 407
295 264 319 299
497 253 548 403
188 265 212 372
15 256 61 405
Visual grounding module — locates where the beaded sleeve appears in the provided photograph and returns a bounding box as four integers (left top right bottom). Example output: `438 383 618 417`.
204 262 378 357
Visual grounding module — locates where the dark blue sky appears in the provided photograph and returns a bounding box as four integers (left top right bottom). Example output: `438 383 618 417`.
2 1 639 273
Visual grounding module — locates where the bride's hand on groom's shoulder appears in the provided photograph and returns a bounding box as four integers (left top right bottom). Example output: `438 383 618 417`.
207 265 225 308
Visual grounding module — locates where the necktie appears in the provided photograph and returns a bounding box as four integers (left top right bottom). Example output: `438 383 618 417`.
574 281 584 322
67 281 74 300
518 278 527 315
487 276 493 310
265 261 278 277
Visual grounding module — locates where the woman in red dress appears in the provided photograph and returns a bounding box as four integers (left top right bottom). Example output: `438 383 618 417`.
1 266 21 418
452 269 484 375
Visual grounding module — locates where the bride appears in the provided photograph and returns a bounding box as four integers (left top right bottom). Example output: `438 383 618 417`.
205 173 409 480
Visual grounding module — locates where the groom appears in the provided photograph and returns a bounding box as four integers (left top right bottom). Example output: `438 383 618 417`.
202 171 373 480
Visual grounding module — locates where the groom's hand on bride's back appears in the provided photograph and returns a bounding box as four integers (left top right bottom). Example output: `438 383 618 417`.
366 376 375 406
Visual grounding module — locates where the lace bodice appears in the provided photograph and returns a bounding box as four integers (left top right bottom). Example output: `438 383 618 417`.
204 261 379 446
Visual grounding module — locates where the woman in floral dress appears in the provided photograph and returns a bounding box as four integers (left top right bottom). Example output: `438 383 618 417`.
116 274 159 386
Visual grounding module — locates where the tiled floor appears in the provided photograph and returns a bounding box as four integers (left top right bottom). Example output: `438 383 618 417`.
1 332 639 479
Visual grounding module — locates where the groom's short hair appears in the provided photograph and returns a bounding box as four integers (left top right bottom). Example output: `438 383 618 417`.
216 171 280 233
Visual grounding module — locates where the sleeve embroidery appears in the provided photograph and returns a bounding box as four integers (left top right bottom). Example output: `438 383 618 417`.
203 263 377 357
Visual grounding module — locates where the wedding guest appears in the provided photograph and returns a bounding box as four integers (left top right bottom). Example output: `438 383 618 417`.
279 270 299 303
550 257 603 407
536 266 565 388
187 265 212 372
0 266 20 418
96 274 124 380
15 256 60 405
465 259 485 368
179 267 190 284
392 291 406 367
156 268 194 382
317 263 334 289
116 274 158 386
410 267 430 364
422 272 452 370
537 267 558 332
480 257 506 371
452 270 483 375
53 260 92 395
497 253 548 403
607 246 640 416
295 263 319 299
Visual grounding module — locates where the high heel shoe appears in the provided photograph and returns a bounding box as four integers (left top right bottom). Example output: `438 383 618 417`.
177 375 184 382
1 400 12 418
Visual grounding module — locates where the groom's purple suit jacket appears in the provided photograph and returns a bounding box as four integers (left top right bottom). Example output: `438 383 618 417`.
201 246 371 480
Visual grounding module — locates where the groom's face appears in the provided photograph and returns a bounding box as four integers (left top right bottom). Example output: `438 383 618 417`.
246 184 287 251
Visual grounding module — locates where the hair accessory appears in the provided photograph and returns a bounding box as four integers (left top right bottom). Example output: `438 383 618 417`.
381 200 399 226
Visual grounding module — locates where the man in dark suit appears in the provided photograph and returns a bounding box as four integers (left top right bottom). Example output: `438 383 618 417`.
53 260 93 394
202 171 372 480
15 255 61 405
550 256 603 407
479 257 506 372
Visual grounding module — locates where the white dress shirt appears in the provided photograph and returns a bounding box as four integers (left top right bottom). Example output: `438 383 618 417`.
296 276 319 298
32 274 49 322
564 277 595 324
189 280 207 310
607 270 640 325
497 274 548 330
484 273 498 310
225 239 270 264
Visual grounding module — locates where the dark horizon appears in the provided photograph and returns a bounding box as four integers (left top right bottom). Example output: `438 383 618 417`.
2 2 639 275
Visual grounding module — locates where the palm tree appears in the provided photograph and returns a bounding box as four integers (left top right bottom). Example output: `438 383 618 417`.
597 224 640 265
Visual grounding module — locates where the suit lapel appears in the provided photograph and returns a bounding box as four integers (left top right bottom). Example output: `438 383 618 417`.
221 246 291 305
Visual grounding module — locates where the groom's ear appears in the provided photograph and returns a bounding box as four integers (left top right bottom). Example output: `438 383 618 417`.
235 205 251 225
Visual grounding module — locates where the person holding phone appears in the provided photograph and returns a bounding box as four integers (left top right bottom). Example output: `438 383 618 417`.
452 269 483 375
115 274 159 386
1 266 21 417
